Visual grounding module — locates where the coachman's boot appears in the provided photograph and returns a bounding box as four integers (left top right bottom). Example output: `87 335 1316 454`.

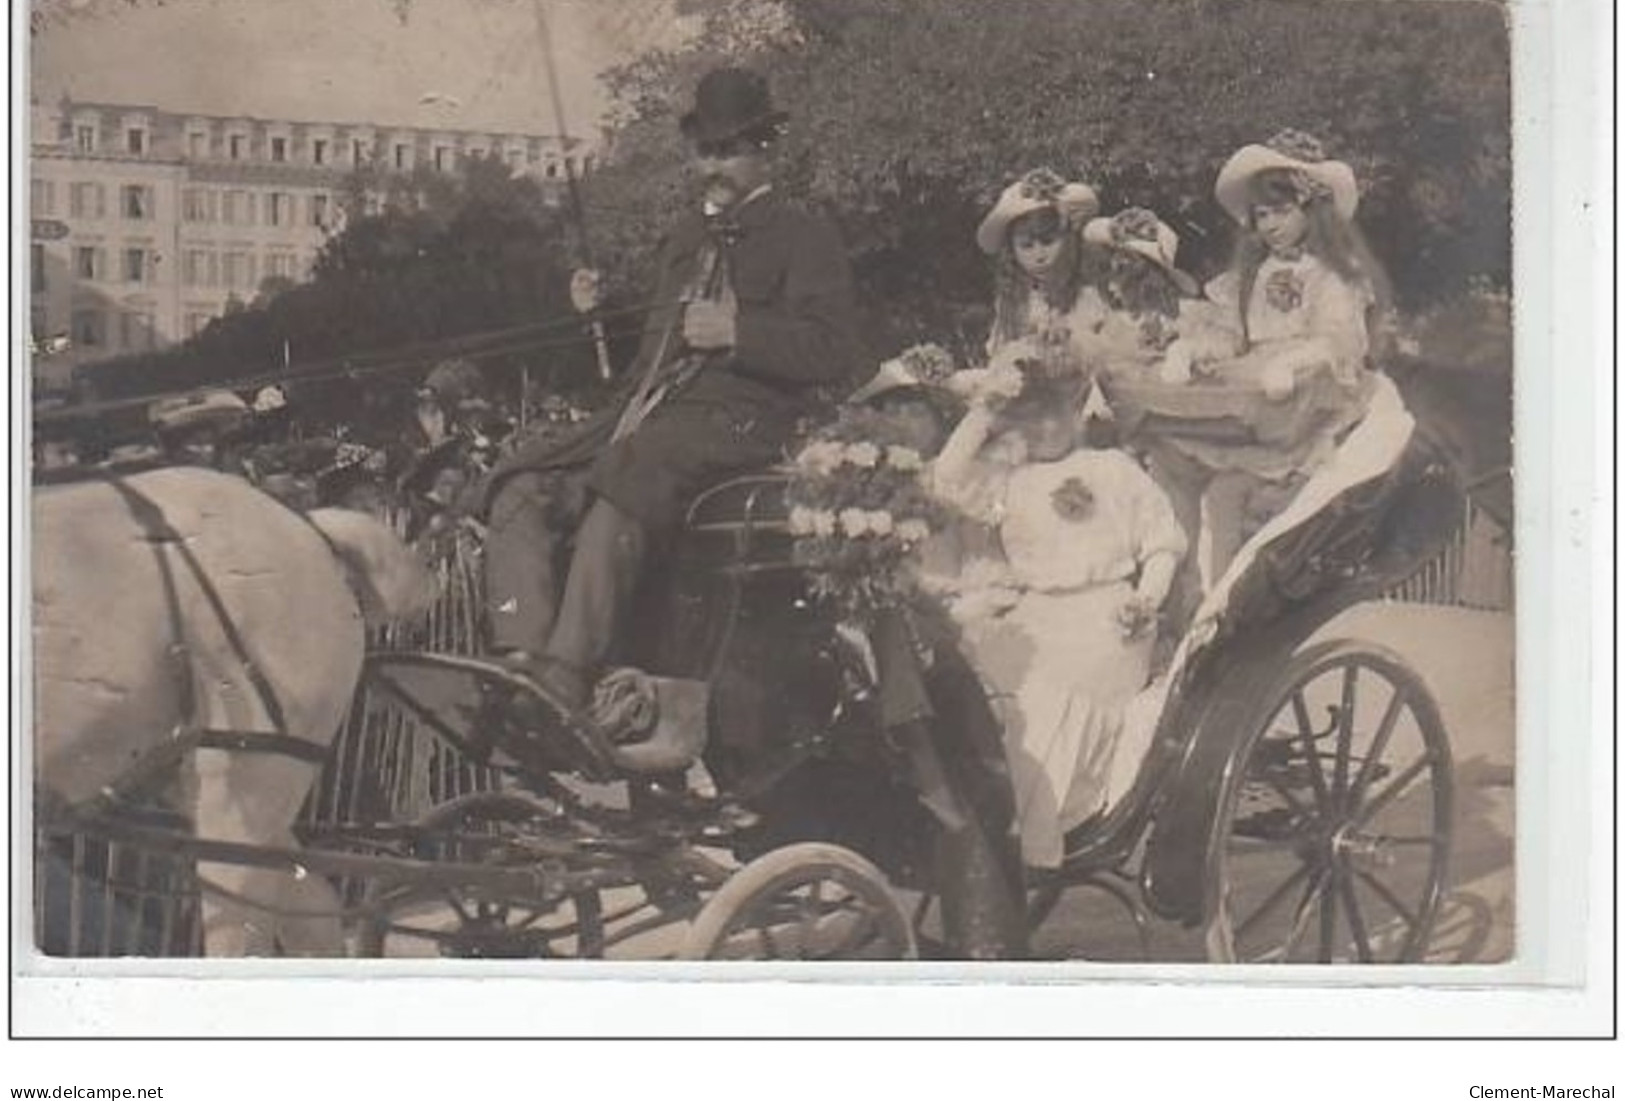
543 497 648 710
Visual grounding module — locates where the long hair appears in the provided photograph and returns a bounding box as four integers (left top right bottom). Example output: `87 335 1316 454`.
1101 251 1184 321
989 209 1103 348
1230 169 1394 356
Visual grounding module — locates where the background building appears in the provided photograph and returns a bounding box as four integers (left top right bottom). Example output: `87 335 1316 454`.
29 96 594 389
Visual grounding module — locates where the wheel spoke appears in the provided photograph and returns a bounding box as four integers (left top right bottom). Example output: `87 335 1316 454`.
799 880 826 951
1290 692 1334 813
1332 664 1359 807
1316 871 1339 962
1354 755 1432 826
444 891 474 926
1275 868 1329 963
1348 686 1408 807
1336 870 1374 963
813 905 879 960
1352 868 1421 934
1234 861 1312 941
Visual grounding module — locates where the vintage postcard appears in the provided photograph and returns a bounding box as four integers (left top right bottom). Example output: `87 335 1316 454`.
11 0 1605 1040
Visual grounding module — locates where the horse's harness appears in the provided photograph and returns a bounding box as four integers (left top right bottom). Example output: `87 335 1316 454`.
58 474 333 819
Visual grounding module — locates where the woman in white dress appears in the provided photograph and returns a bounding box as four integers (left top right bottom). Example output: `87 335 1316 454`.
927 369 1187 869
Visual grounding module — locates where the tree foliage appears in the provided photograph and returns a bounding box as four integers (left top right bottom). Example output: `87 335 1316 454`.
584 0 1510 354
80 155 621 403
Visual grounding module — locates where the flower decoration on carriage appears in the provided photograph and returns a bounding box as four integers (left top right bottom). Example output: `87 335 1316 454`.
786 405 949 622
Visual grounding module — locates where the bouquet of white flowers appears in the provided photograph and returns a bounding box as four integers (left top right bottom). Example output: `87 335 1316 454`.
786 405 946 621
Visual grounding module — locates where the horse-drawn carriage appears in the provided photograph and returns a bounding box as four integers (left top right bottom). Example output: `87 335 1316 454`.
32 367 1474 964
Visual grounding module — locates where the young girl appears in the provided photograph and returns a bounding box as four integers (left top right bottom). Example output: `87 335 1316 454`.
927 368 1187 869
1076 207 1209 374
977 168 1109 374
1178 130 1393 586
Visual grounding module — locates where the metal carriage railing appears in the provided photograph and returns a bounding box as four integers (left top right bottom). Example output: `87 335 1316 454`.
1382 498 1513 612
303 516 505 832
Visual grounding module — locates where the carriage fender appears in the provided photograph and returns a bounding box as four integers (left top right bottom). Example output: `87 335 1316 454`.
1139 604 1346 927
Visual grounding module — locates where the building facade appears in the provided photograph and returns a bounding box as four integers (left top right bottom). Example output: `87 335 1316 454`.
30 98 593 388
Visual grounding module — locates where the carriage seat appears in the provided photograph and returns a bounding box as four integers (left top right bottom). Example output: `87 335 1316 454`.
679 466 797 572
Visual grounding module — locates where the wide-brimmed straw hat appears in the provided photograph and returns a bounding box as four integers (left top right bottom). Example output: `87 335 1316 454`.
1214 128 1359 225
149 389 249 434
1083 207 1200 297
976 168 1100 256
680 67 788 145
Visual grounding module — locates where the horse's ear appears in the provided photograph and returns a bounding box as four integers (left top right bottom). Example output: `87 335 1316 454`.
307 509 438 626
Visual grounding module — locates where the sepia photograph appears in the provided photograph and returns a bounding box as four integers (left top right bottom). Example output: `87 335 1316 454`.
20 0 1527 988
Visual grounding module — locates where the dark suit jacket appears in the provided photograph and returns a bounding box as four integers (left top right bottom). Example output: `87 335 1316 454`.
490 189 865 527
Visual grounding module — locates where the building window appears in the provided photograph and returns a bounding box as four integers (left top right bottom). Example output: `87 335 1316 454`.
433 146 450 171
582 155 594 175
222 250 256 290
309 193 330 229
124 247 149 284
188 130 209 159
313 138 328 165
270 136 288 163
229 133 246 160
120 310 158 350
265 252 297 280
126 128 146 155
32 245 45 294
351 139 367 165
545 161 558 179
122 185 152 220
31 180 56 217
69 182 106 219
182 187 209 223
74 246 101 281
74 124 96 152
72 309 104 347
222 190 246 225
393 143 409 170
183 249 213 287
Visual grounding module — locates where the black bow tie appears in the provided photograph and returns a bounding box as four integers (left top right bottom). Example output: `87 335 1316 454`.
708 215 744 248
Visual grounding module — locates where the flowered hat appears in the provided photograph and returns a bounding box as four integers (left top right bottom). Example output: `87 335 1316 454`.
847 343 957 405
1214 129 1359 225
1082 207 1199 296
976 168 1100 256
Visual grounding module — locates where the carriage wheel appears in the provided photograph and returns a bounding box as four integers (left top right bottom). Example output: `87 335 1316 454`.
680 843 916 960
356 792 606 959
1206 640 1453 964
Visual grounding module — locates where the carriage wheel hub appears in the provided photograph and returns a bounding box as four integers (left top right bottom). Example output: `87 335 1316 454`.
1330 826 1395 870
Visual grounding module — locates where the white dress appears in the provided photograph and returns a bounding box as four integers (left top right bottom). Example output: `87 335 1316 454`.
935 447 1187 869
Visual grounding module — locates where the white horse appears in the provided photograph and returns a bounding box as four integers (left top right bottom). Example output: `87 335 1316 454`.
33 466 436 956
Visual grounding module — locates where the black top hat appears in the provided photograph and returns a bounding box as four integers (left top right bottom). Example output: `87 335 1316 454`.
680 67 788 144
